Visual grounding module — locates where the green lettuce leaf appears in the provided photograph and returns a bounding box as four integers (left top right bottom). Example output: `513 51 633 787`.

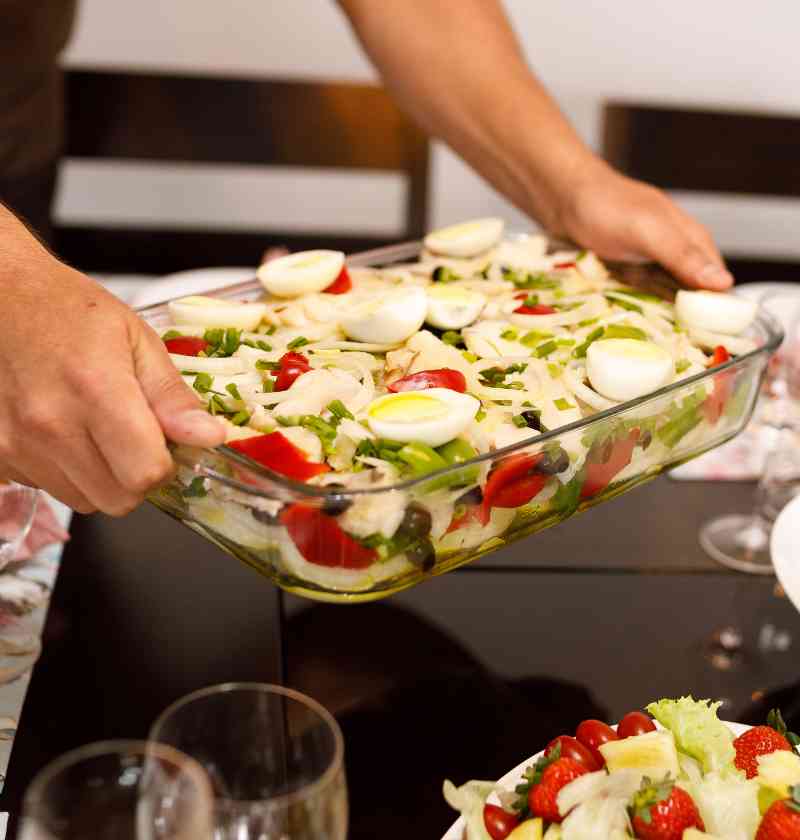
646 696 736 774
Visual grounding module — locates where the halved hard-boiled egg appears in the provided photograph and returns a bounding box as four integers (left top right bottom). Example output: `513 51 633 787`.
340 287 427 345
425 285 486 330
424 218 504 258
586 339 674 402
675 290 757 336
366 388 480 447
257 250 344 298
168 296 267 331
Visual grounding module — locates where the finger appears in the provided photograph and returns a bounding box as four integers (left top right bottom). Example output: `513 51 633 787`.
4 455 95 514
134 328 225 448
89 373 177 497
634 215 734 291
0 463 36 487
57 432 142 517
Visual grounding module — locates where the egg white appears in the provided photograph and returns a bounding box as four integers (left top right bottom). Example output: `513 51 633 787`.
424 218 504 258
675 290 757 336
168 296 267 331
586 339 674 401
257 250 345 298
425 285 486 330
366 388 480 448
340 287 427 345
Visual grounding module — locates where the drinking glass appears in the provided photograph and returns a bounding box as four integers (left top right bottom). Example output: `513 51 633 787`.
700 290 800 573
18 740 215 840
150 683 347 840
0 482 38 568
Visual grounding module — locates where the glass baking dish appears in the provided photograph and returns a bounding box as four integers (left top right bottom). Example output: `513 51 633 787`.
140 239 782 603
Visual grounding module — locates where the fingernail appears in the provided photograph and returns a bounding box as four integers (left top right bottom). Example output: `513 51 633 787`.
179 410 225 441
699 264 734 290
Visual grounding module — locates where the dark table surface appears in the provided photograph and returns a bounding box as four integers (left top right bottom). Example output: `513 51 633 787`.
3 473 800 839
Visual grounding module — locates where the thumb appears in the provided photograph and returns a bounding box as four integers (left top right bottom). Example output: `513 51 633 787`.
135 330 226 447
644 229 734 291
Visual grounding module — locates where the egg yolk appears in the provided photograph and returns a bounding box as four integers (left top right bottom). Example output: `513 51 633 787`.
369 393 449 423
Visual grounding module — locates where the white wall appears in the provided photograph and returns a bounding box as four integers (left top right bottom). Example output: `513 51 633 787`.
60 0 800 261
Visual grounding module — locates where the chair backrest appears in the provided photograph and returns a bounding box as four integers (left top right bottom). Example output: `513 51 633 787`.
602 102 800 283
55 70 430 274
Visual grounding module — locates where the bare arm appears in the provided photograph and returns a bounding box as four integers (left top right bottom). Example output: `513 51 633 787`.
338 0 732 290
0 206 224 514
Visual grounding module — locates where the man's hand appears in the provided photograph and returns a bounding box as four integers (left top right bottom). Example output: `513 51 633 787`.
554 158 733 290
0 221 224 515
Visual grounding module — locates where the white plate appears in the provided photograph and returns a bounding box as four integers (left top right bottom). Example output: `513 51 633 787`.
130 267 256 309
441 720 750 840
772 494 800 612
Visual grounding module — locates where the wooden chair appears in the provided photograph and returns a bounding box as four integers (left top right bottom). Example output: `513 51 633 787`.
55 70 430 274
602 102 800 283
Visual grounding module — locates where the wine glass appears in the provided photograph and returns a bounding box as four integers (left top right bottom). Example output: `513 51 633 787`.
18 740 215 839
0 482 38 568
700 290 800 573
150 683 347 840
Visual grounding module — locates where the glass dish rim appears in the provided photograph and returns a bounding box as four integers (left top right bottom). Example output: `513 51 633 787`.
140 239 783 501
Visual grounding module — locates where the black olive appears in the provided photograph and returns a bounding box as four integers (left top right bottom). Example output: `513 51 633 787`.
322 495 353 516
536 448 570 475
406 539 436 571
251 506 281 525
397 503 433 539
640 430 653 450
456 486 483 506
521 410 544 432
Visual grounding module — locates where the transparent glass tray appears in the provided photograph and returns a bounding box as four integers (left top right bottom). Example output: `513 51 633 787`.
140 240 782 602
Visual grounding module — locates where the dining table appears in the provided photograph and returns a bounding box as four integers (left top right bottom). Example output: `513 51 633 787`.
0 277 798 839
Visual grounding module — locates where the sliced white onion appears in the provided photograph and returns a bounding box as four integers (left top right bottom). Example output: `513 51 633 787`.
509 294 607 330
169 354 247 375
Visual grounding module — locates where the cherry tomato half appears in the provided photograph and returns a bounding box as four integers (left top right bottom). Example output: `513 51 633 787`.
617 711 656 739
545 735 601 771
273 351 312 391
513 303 557 316
483 804 519 840
164 336 209 357
387 368 467 393
323 266 352 294
575 719 619 766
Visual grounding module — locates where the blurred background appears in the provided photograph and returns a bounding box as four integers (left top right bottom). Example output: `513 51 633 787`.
58 0 800 269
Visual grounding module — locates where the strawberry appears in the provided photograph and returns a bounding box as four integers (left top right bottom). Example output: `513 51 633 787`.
528 757 589 823
630 775 705 840
756 784 800 840
734 709 799 779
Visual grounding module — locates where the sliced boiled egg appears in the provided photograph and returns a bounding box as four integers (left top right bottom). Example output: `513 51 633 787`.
586 339 674 402
340 287 427 345
424 218 504 258
675 290 757 336
425 285 486 330
366 388 480 448
168 296 267 331
257 250 344 298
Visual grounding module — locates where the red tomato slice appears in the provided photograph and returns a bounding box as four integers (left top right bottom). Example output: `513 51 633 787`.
617 711 656 739
545 735 602 771
387 368 467 393
273 351 312 391
164 336 209 356
554 261 576 269
575 719 619 766
479 453 545 524
703 345 733 424
483 804 519 840
513 303 557 316
280 504 376 569
580 429 640 500
323 266 352 295
228 431 330 482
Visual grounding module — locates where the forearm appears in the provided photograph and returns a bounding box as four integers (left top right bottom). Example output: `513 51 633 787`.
338 0 597 231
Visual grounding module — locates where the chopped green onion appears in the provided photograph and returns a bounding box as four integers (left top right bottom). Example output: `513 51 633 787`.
231 410 250 426
432 266 461 283
573 326 606 359
441 331 464 347
578 318 599 328
287 336 309 350
223 328 241 355
547 363 562 379
256 360 280 371
534 340 558 358
475 408 487 422
604 293 643 315
183 477 208 498
225 382 243 401
556 338 576 347
262 378 275 393
520 329 553 348
510 270 560 290
209 395 228 415
554 398 575 411
327 399 354 422
512 414 528 428
676 359 691 374
603 324 648 341
266 325 277 335
500 329 519 341
192 372 214 394
162 329 183 342
397 442 448 476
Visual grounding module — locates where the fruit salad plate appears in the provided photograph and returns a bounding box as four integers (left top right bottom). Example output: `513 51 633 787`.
442 697 800 840
139 220 782 603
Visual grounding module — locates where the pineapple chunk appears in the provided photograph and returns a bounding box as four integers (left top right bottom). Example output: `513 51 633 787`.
683 829 721 839
543 825 562 840
507 818 543 840
756 750 800 814
598 731 680 780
